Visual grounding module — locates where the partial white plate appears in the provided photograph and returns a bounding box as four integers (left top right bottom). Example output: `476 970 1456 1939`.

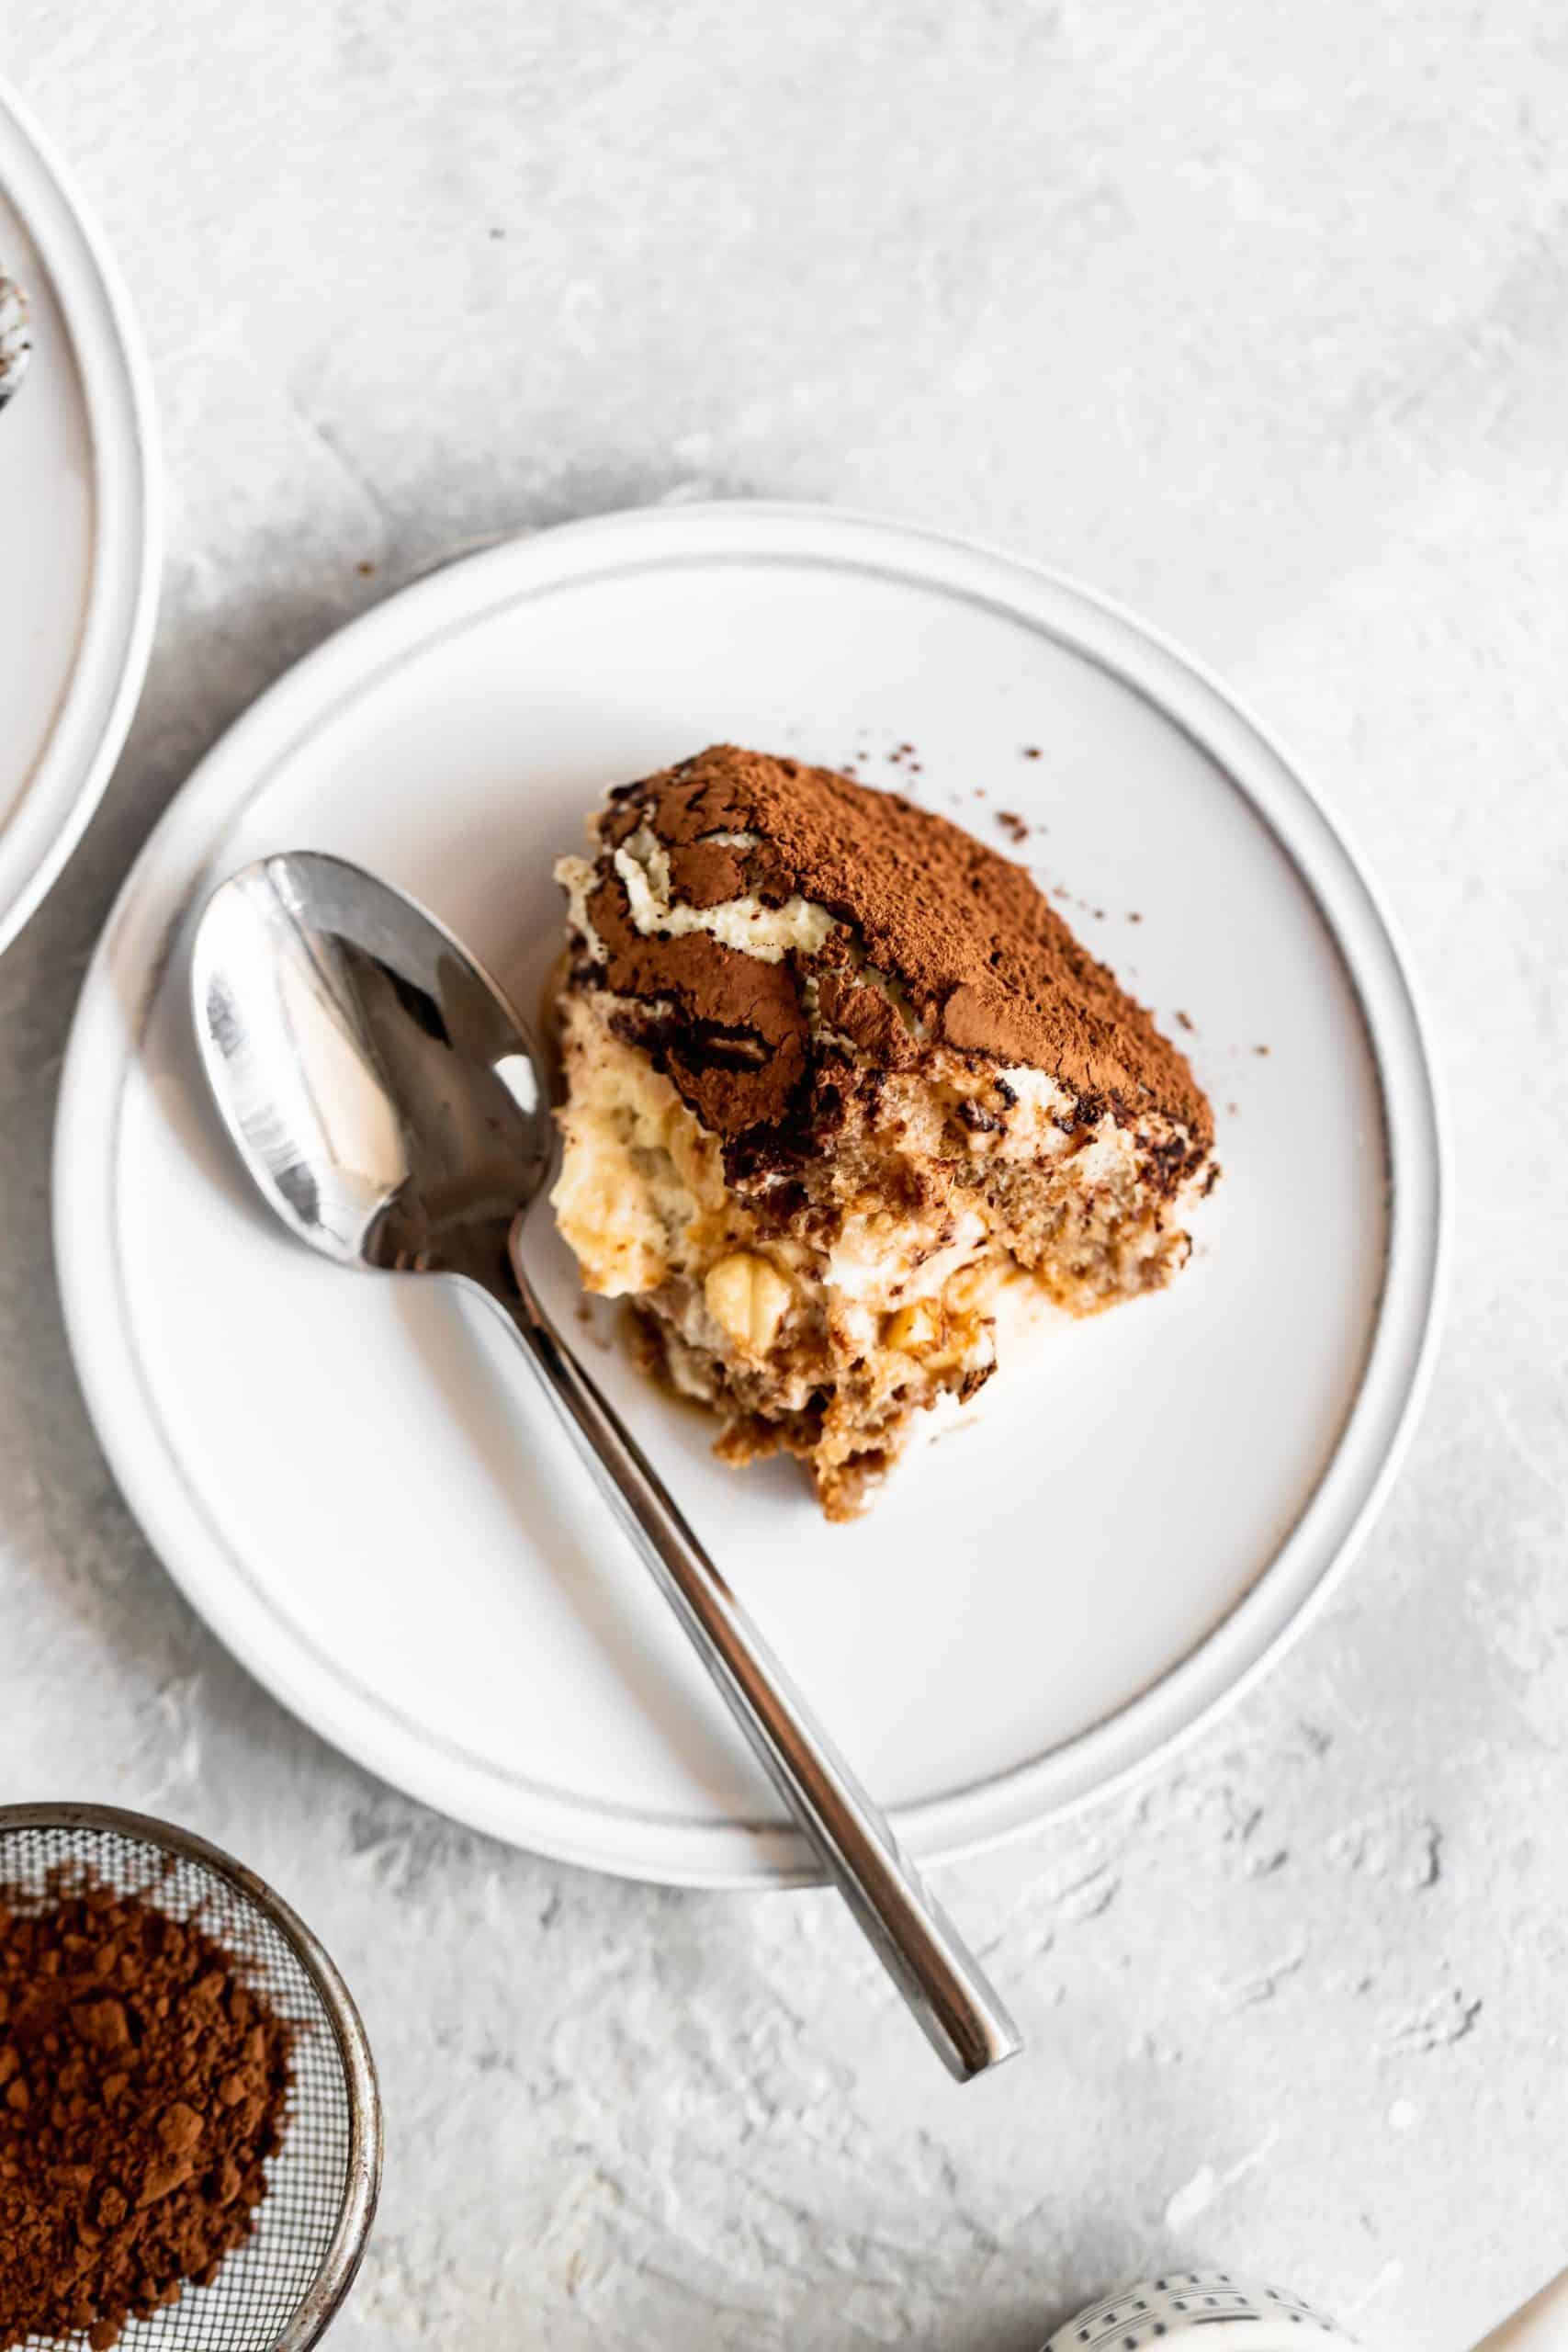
0 78 160 954
53 503 1444 1887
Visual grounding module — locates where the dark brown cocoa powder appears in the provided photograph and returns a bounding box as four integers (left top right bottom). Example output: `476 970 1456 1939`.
0 1877 291 2350
579 745 1213 1150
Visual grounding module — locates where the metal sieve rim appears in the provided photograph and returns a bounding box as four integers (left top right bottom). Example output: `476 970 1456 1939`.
0 1801 383 2352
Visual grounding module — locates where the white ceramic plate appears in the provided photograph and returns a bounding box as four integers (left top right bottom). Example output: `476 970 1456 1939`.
53 503 1444 1887
0 79 160 955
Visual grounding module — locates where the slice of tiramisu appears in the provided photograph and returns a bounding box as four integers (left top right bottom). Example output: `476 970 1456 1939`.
551 744 1215 1520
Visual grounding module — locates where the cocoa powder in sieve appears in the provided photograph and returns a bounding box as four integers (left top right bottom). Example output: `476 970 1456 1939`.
0 1874 291 2350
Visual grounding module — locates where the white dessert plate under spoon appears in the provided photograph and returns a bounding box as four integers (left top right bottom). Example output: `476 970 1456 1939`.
51 502 1445 1888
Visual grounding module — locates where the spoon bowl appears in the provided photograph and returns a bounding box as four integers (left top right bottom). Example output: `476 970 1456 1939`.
192 852 552 1283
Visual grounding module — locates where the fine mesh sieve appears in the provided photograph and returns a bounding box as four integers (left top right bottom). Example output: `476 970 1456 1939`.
0 1804 381 2352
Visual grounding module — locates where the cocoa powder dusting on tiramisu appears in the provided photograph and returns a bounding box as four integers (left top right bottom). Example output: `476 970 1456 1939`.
581 744 1211 1151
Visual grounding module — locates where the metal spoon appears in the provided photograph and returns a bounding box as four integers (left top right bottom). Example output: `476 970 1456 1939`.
192 851 1021 2083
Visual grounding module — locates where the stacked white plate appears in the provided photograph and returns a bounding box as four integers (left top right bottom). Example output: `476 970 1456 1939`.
0 77 159 953
53 502 1446 1886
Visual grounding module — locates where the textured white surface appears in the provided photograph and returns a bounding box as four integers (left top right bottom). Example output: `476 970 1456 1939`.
2 6 1564 2348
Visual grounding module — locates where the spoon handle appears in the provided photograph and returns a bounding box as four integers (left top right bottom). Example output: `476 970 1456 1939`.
491 1219 1021 2084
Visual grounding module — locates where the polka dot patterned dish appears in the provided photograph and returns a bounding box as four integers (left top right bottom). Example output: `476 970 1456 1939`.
1043 2272 1359 2352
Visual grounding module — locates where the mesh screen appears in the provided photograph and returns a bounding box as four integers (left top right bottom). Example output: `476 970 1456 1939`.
2 1820 358 2352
